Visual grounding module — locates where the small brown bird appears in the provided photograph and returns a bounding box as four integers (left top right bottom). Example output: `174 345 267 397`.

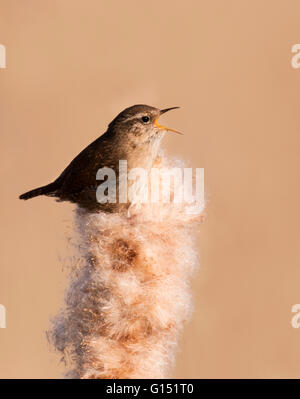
19 104 181 212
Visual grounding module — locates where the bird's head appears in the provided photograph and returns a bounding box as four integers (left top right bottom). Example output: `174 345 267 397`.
108 104 181 145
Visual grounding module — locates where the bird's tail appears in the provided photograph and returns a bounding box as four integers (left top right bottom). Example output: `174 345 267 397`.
19 182 57 200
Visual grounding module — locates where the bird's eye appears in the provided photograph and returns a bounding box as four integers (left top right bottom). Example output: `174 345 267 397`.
141 116 150 123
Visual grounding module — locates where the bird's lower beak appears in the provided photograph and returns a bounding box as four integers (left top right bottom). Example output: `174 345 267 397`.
154 107 183 135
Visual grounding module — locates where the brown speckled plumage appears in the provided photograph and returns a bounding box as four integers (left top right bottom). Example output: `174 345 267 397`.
19 105 179 212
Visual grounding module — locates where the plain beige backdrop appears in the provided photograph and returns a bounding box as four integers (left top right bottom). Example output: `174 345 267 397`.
1 0 300 378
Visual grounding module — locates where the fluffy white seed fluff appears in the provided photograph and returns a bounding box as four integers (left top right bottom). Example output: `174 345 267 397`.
49 155 203 378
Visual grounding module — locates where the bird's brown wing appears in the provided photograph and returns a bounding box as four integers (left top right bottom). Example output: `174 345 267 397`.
55 132 115 196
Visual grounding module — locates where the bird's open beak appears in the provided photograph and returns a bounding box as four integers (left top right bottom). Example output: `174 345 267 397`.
154 107 183 135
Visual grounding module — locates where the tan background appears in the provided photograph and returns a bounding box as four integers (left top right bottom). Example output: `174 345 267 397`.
1 0 300 378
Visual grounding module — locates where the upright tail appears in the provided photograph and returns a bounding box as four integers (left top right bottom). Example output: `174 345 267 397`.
19 182 57 200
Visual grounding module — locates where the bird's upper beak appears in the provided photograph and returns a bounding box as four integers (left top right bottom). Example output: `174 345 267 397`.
154 107 182 135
